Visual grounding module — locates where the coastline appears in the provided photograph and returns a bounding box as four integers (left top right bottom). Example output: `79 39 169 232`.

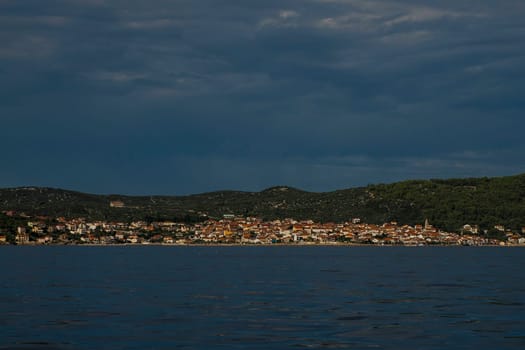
3 242 523 247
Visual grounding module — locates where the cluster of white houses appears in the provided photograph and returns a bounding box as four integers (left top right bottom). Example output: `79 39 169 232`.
1 211 524 246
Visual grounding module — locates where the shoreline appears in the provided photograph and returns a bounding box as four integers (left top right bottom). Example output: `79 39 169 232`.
2 242 523 247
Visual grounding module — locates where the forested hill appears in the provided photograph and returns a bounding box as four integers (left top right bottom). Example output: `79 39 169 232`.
1 174 525 233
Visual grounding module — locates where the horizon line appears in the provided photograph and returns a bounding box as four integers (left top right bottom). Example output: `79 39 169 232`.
0 172 522 197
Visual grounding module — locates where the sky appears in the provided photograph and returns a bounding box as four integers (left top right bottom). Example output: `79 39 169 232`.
1 0 524 195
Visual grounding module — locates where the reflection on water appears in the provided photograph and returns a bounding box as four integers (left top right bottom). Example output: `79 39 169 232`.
1 246 524 349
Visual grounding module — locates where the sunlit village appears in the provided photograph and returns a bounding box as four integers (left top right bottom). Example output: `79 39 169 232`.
2 205 524 246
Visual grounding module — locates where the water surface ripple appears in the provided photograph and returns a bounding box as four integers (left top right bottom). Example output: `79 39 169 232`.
1 246 524 349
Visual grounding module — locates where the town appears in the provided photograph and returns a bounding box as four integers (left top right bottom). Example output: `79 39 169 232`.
1 209 524 246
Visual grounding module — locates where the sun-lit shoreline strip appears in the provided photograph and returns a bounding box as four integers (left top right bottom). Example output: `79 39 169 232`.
2 211 523 246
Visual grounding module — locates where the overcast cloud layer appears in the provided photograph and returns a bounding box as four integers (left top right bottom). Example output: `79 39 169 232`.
1 0 524 194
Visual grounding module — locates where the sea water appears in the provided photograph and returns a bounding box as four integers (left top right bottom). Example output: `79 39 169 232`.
1 246 524 349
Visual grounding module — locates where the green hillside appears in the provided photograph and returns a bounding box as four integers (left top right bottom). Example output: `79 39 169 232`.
1 174 525 233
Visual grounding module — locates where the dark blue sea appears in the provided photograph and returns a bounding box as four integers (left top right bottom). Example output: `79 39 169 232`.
1 246 524 350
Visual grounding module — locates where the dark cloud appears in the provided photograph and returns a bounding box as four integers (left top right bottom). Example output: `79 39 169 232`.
1 0 524 194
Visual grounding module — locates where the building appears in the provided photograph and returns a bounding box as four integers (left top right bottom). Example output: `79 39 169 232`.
16 232 29 244
110 200 125 208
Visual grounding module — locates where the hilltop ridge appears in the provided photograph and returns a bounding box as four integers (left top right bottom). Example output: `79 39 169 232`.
1 173 525 233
